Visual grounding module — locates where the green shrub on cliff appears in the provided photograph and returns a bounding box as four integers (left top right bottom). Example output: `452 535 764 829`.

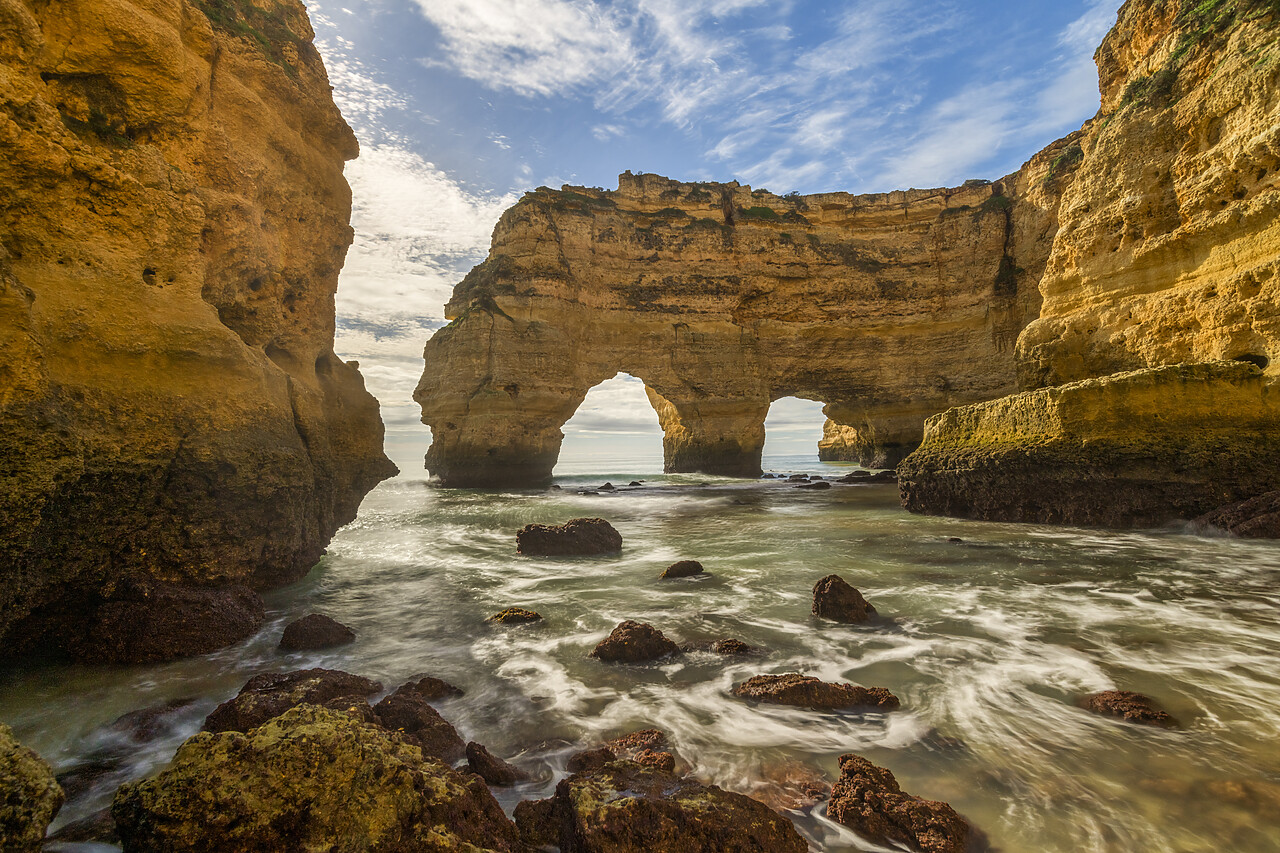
193 0 306 74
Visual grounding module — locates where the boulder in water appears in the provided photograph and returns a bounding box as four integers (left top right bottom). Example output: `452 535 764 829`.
1079 690 1178 728
812 574 878 622
203 668 381 733
590 620 681 663
711 637 761 656
113 706 521 852
278 613 356 651
828 753 986 853
797 480 831 490
489 607 543 624
517 517 623 556
732 674 899 711
0 723 63 852
467 741 527 786
514 759 808 852
660 560 704 579
397 676 465 701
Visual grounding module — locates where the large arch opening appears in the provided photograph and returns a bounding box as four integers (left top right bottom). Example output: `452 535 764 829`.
762 396 828 471
554 373 664 477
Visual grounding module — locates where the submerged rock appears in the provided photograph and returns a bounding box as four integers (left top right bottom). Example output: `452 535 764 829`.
373 682 467 763
599 483 616 491
828 753 986 853
109 697 199 742
0 723 63 852
1079 690 1179 728
46 807 118 846
797 480 832 490
590 620 681 663
203 668 382 733
712 638 761 656
732 674 899 711
278 613 356 651
753 758 831 813
660 559 704 579
1195 490 1280 538
812 574 878 623
517 518 623 556
514 759 808 853
397 676 465 701
71 582 265 664
113 706 520 853
467 741 527 787
489 607 543 624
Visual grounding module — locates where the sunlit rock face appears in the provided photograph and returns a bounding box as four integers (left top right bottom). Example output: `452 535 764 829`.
0 0 396 656
416 158 1072 486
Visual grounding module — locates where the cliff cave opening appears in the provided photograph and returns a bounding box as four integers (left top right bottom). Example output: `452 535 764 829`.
554 373 664 476
762 397 828 469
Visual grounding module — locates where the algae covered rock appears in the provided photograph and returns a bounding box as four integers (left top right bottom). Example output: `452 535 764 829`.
812 574 877 623
203 668 382 733
113 705 520 853
1079 690 1178 728
828 753 985 853
517 518 623 555
514 759 808 852
899 363 1280 527
732 674 899 711
590 620 681 663
0 723 63 852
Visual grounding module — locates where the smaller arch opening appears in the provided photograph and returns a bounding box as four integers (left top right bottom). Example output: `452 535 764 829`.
763 397 827 471
556 373 663 478
1234 353 1270 370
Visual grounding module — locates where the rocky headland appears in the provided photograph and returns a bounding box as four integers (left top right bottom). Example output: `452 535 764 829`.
0 0 396 661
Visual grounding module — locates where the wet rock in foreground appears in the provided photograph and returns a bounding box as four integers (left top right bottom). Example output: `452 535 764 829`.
732 674 899 711
0 723 63 852
278 613 356 651
828 753 986 853
812 574 878 623
514 759 808 853
1079 690 1179 728
1195 490 1280 538
660 559 705 579
590 620 681 663
467 741 528 786
203 668 382 733
113 706 521 853
373 682 467 762
517 517 623 556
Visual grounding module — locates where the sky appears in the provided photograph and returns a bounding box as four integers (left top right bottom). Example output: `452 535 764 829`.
312 0 1124 475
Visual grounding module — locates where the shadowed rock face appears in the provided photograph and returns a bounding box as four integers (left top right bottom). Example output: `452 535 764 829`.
0 0 397 658
417 162 1066 486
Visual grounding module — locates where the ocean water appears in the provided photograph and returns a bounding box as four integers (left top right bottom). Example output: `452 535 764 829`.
5 453 1280 852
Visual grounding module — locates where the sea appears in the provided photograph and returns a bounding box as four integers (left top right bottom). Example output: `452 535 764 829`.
4 452 1280 852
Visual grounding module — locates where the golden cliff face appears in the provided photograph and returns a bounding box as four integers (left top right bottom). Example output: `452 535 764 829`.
1017 0 1280 387
416 162 1072 486
0 0 396 655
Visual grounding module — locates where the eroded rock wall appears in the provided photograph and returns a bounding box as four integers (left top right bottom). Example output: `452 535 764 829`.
0 0 396 657
417 153 1075 486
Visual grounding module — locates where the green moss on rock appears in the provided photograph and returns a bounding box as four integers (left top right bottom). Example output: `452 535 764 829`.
0 724 63 853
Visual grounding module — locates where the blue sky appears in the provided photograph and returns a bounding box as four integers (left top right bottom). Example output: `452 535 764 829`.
313 0 1123 474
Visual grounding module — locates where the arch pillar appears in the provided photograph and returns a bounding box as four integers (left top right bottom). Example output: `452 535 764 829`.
645 388 769 477
819 403 927 469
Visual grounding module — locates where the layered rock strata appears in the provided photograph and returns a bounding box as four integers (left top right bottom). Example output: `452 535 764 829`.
0 0 395 657
418 157 1073 486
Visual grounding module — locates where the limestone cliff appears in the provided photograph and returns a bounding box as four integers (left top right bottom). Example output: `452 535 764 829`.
0 0 396 658
416 156 1075 486
1018 0 1280 387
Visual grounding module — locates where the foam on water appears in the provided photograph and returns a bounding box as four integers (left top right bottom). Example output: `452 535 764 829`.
5 454 1280 851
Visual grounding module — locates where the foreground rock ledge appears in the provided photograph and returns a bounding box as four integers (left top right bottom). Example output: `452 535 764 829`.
899 363 1280 527
0 0 397 661
113 705 521 852
0 723 64 852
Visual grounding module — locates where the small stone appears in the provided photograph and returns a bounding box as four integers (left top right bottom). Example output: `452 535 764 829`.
517 517 623 556
812 574 877 623
590 620 681 663
467 741 527 786
787 474 809 481
828 753 985 853
711 638 760 656
1079 690 1179 728
599 482 616 491
866 470 897 483
490 607 543 624
732 674 900 711
628 481 643 487
660 560 704 579
278 613 356 651
948 537 964 544
567 747 616 773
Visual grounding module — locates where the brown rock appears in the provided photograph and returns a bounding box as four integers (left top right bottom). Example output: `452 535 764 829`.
1195 490 1280 538
517 518 623 556
278 613 355 651
812 574 878 623
732 674 900 711
0 723 64 851
753 758 831 813
633 750 676 774
514 759 808 853
711 638 761 656
67 582 264 664
590 620 681 663
0 0 396 660
797 480 832 490
567 747 616 774
603 729 668 756
467 741 527 787
398 676 465 701
828 753 986 853
203 668 382 733
1079 690 1179 728
372 683 467 763
489 607 543 624
660 560 704 579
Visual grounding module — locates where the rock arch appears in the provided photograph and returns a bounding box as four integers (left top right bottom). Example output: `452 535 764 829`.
416 165 1074 488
